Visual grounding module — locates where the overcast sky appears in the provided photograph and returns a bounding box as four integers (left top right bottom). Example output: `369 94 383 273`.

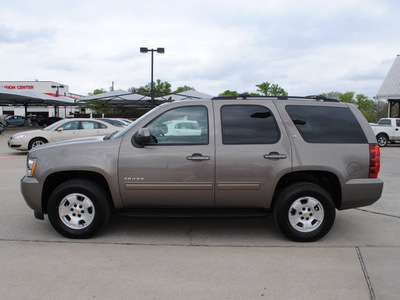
1 0 399 98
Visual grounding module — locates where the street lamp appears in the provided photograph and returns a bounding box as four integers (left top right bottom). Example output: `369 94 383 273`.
140 47 165 108
51 85 64 116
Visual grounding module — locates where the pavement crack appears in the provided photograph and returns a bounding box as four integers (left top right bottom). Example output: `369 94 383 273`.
356 247 376 300
356 208 400 219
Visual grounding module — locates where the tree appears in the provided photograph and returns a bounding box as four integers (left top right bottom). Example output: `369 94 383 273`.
219 90 240 96
128 79 172 98
339 92 356 104
256 82 288 96
173 85 195 93
88 88 107 96
335 92 378 122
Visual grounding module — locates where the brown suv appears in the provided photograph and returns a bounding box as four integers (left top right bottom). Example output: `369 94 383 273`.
21 96 384 242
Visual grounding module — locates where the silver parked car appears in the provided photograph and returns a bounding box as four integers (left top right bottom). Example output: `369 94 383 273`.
8 118 120 151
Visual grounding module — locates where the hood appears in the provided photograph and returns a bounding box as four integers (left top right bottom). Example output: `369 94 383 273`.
12 129 43 138
29 135 106 153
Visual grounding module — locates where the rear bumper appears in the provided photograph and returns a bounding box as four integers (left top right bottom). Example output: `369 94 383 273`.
340 178 384 210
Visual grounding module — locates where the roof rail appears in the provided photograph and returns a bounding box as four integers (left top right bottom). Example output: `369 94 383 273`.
211 94 339 102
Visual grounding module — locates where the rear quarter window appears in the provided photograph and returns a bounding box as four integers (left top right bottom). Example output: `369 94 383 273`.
286 105 367 143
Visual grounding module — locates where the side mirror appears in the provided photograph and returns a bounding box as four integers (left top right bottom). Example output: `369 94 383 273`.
133 128 151 146
57 128 64 132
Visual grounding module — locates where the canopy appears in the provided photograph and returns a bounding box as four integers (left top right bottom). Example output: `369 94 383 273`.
156 90 214 101
0 87 79 117
79 89 154 108
0 87 44 106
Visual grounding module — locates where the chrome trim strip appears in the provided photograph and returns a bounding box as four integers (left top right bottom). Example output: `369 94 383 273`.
126 182 213 190
217 182 260 190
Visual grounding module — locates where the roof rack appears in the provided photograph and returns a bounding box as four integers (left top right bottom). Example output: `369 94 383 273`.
211 94 339 102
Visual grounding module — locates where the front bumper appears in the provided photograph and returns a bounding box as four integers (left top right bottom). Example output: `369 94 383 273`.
8 138 23 150
340 178 384 210
20 176 43 212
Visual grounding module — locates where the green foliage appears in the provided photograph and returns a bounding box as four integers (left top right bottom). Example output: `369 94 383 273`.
219 82 288 97
128 79 172 98
334 91 378 122
88 88 107 96
219 90 240 96
256 82 288 96
338 92 356 103
174 85 195 93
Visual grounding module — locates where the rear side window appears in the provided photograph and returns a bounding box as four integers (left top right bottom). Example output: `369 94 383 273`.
286 105 367 143
221 105 280 144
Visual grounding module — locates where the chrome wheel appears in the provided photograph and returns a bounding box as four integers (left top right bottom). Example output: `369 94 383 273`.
288 196 324 232
31 140 45 148
377 135 387 147
58 193 95 230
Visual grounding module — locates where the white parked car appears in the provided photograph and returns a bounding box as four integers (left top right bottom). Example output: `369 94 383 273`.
8 118 120 151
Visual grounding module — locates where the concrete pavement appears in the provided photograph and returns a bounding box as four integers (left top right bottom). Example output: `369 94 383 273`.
0 126 399 299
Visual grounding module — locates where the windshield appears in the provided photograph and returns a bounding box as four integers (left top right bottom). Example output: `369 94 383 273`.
112 108 160 139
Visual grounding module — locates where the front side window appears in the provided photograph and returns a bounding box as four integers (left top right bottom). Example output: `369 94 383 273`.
286 105 367 143
145 106 208 145
221 105 280 144
59 121 80 131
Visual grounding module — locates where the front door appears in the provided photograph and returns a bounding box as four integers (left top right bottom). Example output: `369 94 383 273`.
118 103 215 207
51 120 81 142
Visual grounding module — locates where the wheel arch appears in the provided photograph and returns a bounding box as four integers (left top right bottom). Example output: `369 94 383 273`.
28 137 49 149
271 171 342 210
41 171 114 214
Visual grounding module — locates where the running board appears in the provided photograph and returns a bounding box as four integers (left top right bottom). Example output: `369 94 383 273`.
116 208 269 218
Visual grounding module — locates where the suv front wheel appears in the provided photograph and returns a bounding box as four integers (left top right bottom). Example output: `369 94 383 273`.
47 179 111 238
273 182 336 242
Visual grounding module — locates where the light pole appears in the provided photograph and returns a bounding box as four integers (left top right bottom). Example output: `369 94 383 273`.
51 85 64 116
140 47 165 108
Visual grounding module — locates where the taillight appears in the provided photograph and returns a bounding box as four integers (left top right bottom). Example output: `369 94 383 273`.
369 143 380 178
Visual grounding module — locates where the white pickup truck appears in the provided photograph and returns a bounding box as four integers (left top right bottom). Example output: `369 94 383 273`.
371 118 400 147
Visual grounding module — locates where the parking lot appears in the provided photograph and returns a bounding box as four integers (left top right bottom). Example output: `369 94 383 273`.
1 126 399 299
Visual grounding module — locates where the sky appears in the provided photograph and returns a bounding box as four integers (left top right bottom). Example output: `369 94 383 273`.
1 0 399 98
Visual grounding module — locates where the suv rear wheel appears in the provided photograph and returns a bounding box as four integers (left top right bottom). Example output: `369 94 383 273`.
47 179 111 238
273 182 336 242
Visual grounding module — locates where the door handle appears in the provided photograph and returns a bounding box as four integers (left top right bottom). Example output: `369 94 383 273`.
264 152 287 160
186 153 210 161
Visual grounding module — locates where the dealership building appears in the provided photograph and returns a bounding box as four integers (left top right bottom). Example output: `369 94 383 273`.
0 80 82 118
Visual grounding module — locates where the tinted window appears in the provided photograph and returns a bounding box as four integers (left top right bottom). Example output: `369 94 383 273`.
145 106 208 145
396 119 400 127
286 105 367 143
221 105 280 144
378 119 391 125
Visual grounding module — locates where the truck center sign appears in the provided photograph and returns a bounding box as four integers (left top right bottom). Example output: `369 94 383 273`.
1 85 34 90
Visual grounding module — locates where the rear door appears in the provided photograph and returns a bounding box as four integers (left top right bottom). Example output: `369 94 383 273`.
80 120 109 137
395 119 400 141
213 100 292 208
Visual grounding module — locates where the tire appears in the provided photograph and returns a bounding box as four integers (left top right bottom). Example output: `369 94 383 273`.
273 182 336 242
376 134 388 147
47 179 111 238
28 138 48 150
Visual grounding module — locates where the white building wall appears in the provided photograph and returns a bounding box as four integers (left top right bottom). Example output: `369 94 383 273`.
0 81 79 118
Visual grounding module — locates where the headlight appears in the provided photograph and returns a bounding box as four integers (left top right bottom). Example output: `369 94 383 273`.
13 134 27 140
27 158 38 177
